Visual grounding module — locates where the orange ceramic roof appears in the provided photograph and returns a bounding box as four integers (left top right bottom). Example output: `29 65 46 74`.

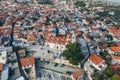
116 44 120 47
91 28 100 31
70 24 75 28
110 63 120 71
66 32 71 38
105 17 111 21
42 31 52 35
85 34 90 40
89 54 103 65
108 27 120 35
20 56 34 66
0 63 3 71
27 35 36 42
74 30 80 34
46 36 67 45
72 71 83 79
110 30 120 35
112 56 120 60
110 47 120 52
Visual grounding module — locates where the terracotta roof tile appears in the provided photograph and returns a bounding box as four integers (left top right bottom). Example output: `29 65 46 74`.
27 35 37 42
112 56 120 60
72 71 83 79
116 44 120 47
89 54 103 65
91 28 100 31
110 47 120 52
110 63 120 71
0 63 3 71
74 30 81 34
42 31 52 35
46 36 67 45
20 56 35 67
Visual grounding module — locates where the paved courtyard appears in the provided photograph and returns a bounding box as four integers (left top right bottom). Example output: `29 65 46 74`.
37 69 72 80
36 61 80 80
37 61 79 75
26 45 61 60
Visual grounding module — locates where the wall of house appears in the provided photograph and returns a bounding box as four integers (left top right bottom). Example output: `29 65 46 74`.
29 64 36 80
108 49 114 55
0 50 7 64
112 59 120 65
88 59 102 71
22 64 36 80
46 42 66 51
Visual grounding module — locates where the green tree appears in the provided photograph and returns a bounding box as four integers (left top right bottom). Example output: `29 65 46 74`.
62 42 83 65
111 76 119 80
104 68 114 79
101 50 111 66
64 17 71 23
93 70 100 80
107 75 119 80
25 68 31 73
106 35 113 41
102 50 109 58
93 74 100 80
38 0 53 5
107 42 116 47
74 1 86 8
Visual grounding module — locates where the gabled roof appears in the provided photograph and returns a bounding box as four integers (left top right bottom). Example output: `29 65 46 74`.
112 56 120 60
116 44 120 47
72 71 83 79
89 54 103 65
0 63 3 71
46 36 68 45
110 47 120 52
20 56 34 67
110 63 120 71
74 30 81 35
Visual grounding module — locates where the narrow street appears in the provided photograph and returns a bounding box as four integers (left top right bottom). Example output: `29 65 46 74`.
81 42 91 69
10 21 29 80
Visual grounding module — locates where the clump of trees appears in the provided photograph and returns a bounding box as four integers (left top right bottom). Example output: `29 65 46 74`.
38 0 53 5
103 68 119 80
74 1 86 8
101 50 109 58
106 34 113 41
64 17 71 23
62 42 83 65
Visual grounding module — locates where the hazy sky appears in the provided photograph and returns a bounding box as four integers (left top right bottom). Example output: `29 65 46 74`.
108 0 120 2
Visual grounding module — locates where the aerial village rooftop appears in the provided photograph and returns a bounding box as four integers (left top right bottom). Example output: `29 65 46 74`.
0 0 120 80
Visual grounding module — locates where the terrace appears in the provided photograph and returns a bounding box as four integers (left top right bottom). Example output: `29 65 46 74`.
36 61 80 76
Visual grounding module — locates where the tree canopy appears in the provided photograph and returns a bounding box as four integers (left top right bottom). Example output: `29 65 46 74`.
74 1 86 8
62 42 83 65
38 0 53 5
106 75 119 80
104 68 114 79
102 50 109 58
